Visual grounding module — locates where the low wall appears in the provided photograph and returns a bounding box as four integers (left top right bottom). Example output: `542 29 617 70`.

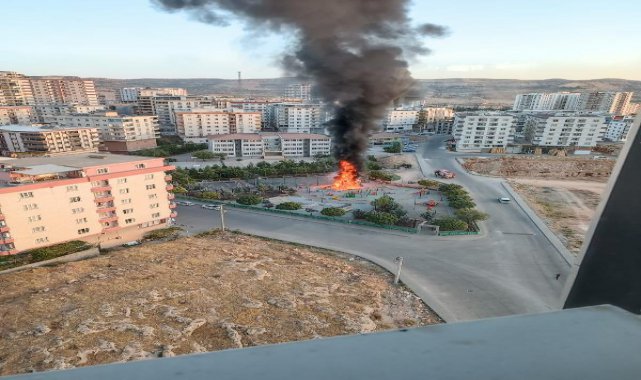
0 247 100 275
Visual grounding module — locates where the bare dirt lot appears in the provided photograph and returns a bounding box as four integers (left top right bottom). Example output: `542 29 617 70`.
0 232 440 376
509 179 606 254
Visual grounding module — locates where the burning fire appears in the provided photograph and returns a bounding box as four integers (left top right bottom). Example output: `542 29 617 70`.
332 160 362 191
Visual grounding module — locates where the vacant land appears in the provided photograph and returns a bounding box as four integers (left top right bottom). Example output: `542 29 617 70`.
0 232 440 376
510 179 606 254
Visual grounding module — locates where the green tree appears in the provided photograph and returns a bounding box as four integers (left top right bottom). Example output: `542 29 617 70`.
371 195 406 217
417 179 442 189
320 207 347 217
236 194 263 205
433 217 468 231
454 208 488 228
383 141 402 153
192 150 217 161
365 211 399 225
276 202 302 210
172 185 188 194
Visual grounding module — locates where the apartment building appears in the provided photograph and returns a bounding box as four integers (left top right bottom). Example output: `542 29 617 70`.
208 133 331 158
0 125 100 155
176 109 261 143
0 106 35 125
33 104 105 123
29 76 99 106
0 153 176 254
524 112 608 147
228 100 288 129
47 111 159 153
577 92 633 115
383 108 419 132
433 118 455 135
604 116 635 142
272 103 322 133
513 91 633 115
284 83 312 101
453 112 516 152
0 71 34 106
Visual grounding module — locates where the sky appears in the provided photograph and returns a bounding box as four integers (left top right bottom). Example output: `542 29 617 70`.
1 0 640 80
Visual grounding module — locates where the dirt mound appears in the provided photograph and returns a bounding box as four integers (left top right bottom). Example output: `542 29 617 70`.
463 156 614 181
0 232 440 376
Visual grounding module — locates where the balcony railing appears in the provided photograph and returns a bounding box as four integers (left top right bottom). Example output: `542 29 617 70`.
167 193 175 200
94 195 115 203
91 185 112 193
165 174 172 182
170 211 178 218
169 202 177 209
166 184 174 191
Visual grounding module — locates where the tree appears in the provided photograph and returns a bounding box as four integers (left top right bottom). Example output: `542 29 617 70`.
448 196 476 209
454 208 489 228
383 141 402 154
236 194 262 205
433 217 468 231
276 202 302 210
321 207 347 217
417 179 442 189
192 150 217 161
371 195 406 217
365 211 399 225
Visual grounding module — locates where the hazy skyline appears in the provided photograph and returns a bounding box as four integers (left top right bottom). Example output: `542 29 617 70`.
1 0 640 80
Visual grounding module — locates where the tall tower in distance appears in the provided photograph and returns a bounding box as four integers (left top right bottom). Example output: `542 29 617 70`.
237 71 242 89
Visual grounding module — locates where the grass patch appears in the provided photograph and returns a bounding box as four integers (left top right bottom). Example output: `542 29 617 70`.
0 240 93 271
142 227 183 241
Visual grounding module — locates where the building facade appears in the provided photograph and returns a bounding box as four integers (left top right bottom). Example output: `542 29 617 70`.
0 106 35 125
0 154 176 255
604 116 635 142
513 91 633 115
0 71 34 106
0 125 100 155
383 108 419 132
208 133 330 158
524 112 608 147
176 109 261 143
272 103 322 133
28 76 99 106
284 83 312 101
453 112 516 152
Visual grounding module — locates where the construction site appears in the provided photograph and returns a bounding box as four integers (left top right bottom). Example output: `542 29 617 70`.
462 156 613 253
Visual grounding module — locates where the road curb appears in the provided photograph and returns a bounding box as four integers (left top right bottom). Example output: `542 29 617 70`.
500 182 575 266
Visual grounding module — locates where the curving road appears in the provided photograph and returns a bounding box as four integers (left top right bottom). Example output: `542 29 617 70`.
175 136 571 322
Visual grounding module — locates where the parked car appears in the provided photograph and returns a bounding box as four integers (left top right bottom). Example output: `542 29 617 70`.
177 201 195 206
201 204 220 210
498 197 511 204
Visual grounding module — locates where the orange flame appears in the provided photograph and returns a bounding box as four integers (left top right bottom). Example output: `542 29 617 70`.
332 160 362 191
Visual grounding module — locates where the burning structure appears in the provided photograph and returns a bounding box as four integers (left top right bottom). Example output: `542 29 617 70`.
155 0 445 186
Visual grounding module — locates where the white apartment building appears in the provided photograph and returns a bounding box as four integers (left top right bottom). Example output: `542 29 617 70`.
383 108 419 132
0 106 35 125
284 83 312 101
175 109 262 143
228 100 288 129
513 92 581 111
47 111 159 152
272 103 322 133
135 94 212 134
0 125 100 155
0 71 34 106
524 112 608 147
29 76 98 106
208 133 331 158
453 112 516 152
604 116 635 142
33 104 105 123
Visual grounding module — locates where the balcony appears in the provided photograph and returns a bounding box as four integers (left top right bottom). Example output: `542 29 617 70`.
1 237 15 244
167 193 175 200
94 195 115 203
98 215 119 223
91 185 112 193
166 184 174 191
0 226 10 233
0 214 5 221
169 202 177 209
170 211 178 218
102 224 120 233
165 174 172 182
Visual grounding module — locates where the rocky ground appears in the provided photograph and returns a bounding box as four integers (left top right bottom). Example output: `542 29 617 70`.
0 231 440 376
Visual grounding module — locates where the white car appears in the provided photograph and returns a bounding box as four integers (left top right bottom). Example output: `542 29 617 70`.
498 197 511 204
201 204 220 210
177 201 195 206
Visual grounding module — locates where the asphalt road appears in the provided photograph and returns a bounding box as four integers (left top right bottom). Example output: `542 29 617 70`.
175 136 571 322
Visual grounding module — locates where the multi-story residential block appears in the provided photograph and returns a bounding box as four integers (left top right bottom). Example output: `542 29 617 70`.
284 83 312 101
577 92 633 115
433 117 455 135
625 102 640 115
228 100 287 129
176 109 261 143
28 76 99 106
383 108 419 132
0 153 176 255
604 116 635 142
272 103 322 133
513 92 581 112
0 125 100 155
135 93 211 134
208 133 330 158
118 87 141 102
423 107 454 124
453 112 516 152
369 132 401 146
524 112 608 147
0 71 34 106
33 104 105 123
0 106 35 125
47 111 159 153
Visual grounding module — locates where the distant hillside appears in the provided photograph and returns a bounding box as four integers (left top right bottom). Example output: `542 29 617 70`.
92 77 641 106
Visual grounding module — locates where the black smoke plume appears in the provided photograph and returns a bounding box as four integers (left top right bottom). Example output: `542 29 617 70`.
153 0 445 170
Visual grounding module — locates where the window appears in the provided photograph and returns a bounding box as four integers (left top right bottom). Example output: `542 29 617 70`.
144 174 154 180
28 215 42 222
69 196 81 203
150 203 160 209
66 185 78 191
148 194 158 199
119 188 130 194
124 218 136 224
35 237 49 244
152 212 160 218
146 184 156 190
123 208 134 214
20 192 34 199
96 168 108 174
22 204 39 211
32 226 46 233
76 217 88 224
77 228 90 235
135 163 146 169
121 198 132 205
72 207 85 214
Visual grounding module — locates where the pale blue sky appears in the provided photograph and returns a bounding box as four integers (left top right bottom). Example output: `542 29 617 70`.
1 0 640 79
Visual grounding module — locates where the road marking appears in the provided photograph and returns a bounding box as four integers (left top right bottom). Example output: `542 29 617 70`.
502 232 536 236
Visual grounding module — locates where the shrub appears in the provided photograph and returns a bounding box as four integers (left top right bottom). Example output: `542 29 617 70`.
417 179 442 189
455 208 489 229
200 191 221 200
352 209 367 219
371 195 407 217
433 217 468 231
369 170 399 182
384 141 402 153
421 211 436 222
448 197 476 209
320 207 347 217
192 150 217 160
276 202 302 210
26 240 92 262
365 211 399 225
367 155 378 162
143 227 183 241
236 194 262 205
366 161 382 171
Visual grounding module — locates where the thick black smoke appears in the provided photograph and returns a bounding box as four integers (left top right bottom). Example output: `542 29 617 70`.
154 0 445 170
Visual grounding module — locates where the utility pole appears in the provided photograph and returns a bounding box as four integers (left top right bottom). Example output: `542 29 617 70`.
219 204 226 232
394 256 404 285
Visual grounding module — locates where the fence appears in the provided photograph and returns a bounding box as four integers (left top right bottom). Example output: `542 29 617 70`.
176 195 419 234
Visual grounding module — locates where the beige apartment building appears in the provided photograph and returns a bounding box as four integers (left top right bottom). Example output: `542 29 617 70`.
0 125 100 155
0 106 35 125
29 76 99 106
0 153 176 255
176 109 262 143
0 71 34 106
47 111 159 153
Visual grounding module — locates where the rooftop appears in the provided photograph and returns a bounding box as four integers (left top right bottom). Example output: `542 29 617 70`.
0 125 96 133
0 152 159 169
208 133 329 140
